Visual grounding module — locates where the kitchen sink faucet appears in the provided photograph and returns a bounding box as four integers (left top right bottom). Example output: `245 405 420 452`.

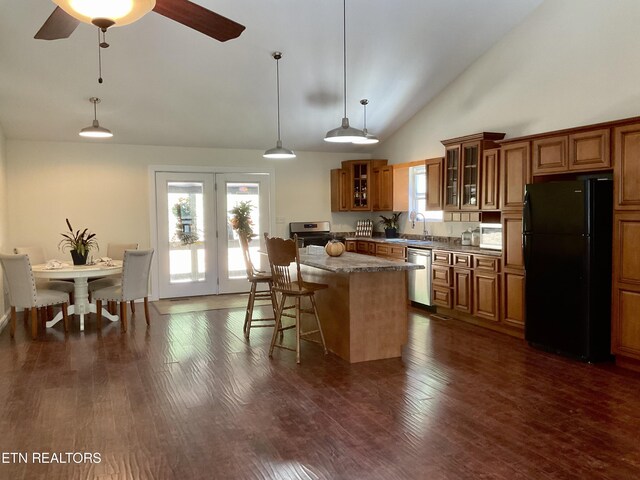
410 211 429 240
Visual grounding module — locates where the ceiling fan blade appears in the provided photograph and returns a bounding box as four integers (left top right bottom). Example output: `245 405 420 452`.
34 7 80 40
153 0 245 42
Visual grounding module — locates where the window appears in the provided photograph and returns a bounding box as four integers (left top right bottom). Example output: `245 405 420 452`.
410 165 443 221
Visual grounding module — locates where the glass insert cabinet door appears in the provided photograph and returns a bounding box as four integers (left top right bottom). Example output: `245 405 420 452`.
445 146 460 209
461 143 479 208
156 172 217 298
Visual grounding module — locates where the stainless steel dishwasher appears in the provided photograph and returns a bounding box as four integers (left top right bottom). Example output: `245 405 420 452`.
407 248 432 306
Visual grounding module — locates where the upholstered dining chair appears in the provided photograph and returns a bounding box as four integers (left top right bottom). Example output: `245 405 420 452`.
14 246 75 303
239 234 278 338
0 253 69 339
264 233 328 364
93 249 154 332
88 243 139 310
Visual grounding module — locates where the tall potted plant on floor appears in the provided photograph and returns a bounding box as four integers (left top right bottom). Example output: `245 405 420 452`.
58 218 99 265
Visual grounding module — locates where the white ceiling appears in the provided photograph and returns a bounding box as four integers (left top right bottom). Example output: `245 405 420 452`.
0 0 543 153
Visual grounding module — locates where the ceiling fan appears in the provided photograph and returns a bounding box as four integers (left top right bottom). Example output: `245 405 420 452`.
34 0 245 42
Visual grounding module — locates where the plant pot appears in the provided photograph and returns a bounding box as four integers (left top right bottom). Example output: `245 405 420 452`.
70 250 88 265
384 228 398 238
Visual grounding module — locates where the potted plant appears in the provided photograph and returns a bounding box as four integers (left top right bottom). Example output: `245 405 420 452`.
379 212 403 238
58 218 99 265
230 201 255 242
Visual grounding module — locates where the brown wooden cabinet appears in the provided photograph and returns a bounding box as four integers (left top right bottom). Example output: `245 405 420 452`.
443 145 461 210
392 164 410 212
375 243 406 260
330 168 350 212
473 255 501 322
345 240 356 252
614 123 640 210
426 157 444 211
480 148 500 210
372 165 393 211
500 141 531 212
531 129 610 177
502 213 524 271
453 267 472 313
501 213 525 331
502 271 525 329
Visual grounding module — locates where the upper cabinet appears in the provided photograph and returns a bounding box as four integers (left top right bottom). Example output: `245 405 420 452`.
532 129 610 176
392 164 410 212
500 141 531 212
330 159 389 212
441 132 505 212
425 157 444 211
614 123 640 210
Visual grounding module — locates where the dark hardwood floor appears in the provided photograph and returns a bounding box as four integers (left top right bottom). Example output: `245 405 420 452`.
0 303 639 480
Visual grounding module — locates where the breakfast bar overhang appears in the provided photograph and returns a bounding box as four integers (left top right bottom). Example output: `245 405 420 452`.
299 252 424 363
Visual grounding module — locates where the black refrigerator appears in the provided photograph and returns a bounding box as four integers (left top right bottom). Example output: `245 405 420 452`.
523 178 613 361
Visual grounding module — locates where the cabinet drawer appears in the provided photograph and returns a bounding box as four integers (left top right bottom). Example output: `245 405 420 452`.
432 250 452 265
356 241 371 254
474 256 500 272
453 253 472 268
432 265 452 287
432 286 453 309
376 243 406 259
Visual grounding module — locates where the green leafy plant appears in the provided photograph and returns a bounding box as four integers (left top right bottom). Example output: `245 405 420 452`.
230 201 255 241
172 197 199 245
58 218 99 255
379 212 403 229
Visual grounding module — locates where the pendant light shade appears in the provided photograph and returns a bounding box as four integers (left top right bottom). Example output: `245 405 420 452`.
264 52 295 159
352 99 379 144
324 0 365 143
79 97 113 138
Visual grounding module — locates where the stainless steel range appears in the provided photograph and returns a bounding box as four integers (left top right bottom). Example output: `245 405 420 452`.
289 221 344 246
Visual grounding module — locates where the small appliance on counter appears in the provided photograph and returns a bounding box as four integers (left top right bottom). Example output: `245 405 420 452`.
471 227 481 247
479 223 502 250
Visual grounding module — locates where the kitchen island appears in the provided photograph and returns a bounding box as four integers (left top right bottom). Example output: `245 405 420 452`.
299 252 423 363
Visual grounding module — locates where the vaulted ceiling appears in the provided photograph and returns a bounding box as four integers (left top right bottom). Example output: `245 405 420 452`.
0 0 543 152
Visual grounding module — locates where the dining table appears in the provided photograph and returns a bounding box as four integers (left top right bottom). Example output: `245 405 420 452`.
32 260 123 331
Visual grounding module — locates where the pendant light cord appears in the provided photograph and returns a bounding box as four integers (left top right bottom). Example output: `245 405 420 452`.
342 0 347 118
97 29 103 84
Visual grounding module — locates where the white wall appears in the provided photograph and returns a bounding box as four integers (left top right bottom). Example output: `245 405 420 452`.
0 123 8 318
5 140 366 258
374 0 640 236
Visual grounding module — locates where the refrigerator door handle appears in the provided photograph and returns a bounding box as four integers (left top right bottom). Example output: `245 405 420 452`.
523 190 532 233
523 234 531 272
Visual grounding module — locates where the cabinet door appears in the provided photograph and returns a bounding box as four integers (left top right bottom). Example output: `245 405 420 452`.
473 271 500 322
460 141 481 210
453 268 472 313
502 214 524 272
356 241 370 254
373 165 393 211
432 286 453 309
569 128 610 172
480 148 500 210
349 161 372 211
444 146 461 210
330 168 350 212
614 123 640 210
532 135 568 175
502 272 525 329
345 240 356 252
426 157 444 211
500 142 531 211
392 164 410 212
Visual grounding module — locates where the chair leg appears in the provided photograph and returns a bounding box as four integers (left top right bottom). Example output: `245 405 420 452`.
269 294 287 357
244 281 257 338
310 294 328 355
144 297 150 326
70 292 74 305
23 308 29 323
120 302 128 333
47 305 54 321
108 301 116 315
295 297 301 364
130 300 135 314
61 303 69 333
96 300 102 328
10 307 16 338
30 307 38 340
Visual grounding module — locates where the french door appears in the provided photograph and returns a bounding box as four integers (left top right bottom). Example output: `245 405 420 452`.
156 172 217 298
216 173 271 294
155 171 271 298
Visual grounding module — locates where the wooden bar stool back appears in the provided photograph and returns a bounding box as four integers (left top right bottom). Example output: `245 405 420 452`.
264 233 328 364
239 234 278 338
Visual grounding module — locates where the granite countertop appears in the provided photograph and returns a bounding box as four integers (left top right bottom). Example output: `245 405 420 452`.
343 236 502 257
300 252 424 273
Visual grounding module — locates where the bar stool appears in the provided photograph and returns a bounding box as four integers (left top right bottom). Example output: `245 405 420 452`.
239 234 278 338
264 233 328 364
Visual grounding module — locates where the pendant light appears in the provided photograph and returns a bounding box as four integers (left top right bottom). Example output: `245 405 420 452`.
263 52 296 159
352 99 379 144
79 97 113 138
324 0 366 143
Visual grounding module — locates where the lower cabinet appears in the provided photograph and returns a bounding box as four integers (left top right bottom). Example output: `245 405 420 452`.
346 240 406 260
453 268 472 313
502 272 525 329
473 271 500 322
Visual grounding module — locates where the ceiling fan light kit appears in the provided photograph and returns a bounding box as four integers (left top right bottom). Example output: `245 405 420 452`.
264 52 296 159
324 0 366 144
79 97 113 138
54 0 155 27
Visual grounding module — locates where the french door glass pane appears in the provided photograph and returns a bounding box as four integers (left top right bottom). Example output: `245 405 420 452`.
167 182 206 284
226 182 261 280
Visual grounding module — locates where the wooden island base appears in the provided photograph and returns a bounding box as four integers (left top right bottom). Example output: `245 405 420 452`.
301 265 408 363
